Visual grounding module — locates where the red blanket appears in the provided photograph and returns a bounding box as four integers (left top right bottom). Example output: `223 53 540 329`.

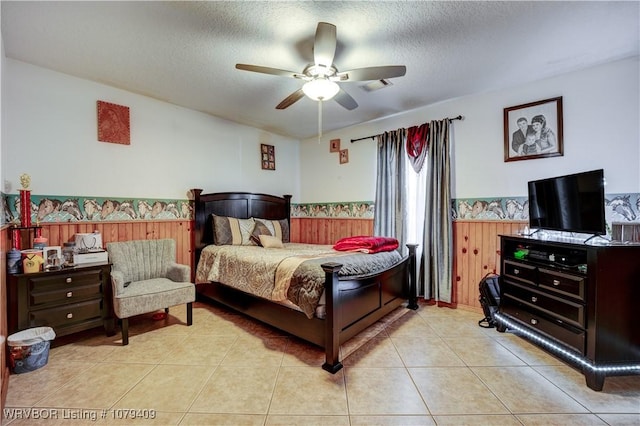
333 236 399 254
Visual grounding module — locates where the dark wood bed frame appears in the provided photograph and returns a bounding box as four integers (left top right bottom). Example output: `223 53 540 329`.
191 189 417 372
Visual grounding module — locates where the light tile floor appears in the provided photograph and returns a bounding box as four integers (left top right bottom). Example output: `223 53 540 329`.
3 301 639 425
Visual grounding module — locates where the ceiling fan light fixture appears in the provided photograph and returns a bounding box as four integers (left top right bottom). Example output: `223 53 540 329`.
302 78 340 101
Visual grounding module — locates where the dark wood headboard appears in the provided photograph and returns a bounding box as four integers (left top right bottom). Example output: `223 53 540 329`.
191 189 292 248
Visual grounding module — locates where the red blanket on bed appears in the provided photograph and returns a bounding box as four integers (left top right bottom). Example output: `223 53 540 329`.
333 236 399 254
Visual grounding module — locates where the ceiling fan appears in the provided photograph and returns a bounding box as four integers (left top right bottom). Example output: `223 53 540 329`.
236 22 407 111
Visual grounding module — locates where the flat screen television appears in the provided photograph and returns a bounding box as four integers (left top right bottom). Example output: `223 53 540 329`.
528 169 606 235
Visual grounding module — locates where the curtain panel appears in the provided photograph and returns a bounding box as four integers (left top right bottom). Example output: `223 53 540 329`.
422 119 453 302
373 129 408 255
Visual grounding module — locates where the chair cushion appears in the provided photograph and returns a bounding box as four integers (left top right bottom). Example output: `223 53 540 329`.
113 278 195 319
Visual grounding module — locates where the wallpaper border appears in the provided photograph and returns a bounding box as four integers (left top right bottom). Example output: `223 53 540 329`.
3 192 639 225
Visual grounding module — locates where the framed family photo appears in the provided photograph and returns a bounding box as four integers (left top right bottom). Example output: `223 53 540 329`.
504 96 563 162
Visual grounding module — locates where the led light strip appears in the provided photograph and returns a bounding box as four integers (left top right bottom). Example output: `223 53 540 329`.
495 313 640 373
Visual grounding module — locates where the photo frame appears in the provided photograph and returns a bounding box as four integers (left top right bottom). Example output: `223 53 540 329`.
330 138 341 153
339 149 349 164
261 144 276 170
504 96 563 162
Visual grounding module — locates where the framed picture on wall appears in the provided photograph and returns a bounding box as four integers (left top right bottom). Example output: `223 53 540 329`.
97 100 130 145
339 149 349 164
504 96 563 162
261 144 275 170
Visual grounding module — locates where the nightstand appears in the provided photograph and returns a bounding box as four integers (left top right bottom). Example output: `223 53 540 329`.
7 262 115 337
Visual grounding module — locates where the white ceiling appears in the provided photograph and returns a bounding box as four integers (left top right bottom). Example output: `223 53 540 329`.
2 1 639 140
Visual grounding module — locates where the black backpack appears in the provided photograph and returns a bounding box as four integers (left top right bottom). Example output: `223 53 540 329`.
478 273 501 328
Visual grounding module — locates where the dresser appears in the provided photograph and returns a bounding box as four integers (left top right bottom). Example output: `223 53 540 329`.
498 235 640 391
7 262 115 338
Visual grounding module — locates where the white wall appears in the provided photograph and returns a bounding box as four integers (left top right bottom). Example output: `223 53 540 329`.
300 57 640 203
3 59 301 201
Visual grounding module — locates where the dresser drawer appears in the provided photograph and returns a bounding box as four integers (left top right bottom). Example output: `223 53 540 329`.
503 281 585 328
29 299 103 328
29 269 103 292
501 296 585 354
503 260 537 285
30 282 102 307
539 268 585 301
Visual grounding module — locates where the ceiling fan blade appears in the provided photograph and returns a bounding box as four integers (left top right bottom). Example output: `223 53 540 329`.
335 65 407 82
314 22 337 69
334 88 358 110
236 64 301 79
276 89 305 109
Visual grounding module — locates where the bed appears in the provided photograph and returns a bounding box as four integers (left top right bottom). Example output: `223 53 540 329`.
191 189 417 372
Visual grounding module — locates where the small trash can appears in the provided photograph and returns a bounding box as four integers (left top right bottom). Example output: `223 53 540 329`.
8 327 56 374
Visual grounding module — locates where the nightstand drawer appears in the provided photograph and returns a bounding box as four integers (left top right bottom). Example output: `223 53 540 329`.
29 269 103 292
503 260 537 285
30 299 103 328
539 268 585 301
30 282 103 307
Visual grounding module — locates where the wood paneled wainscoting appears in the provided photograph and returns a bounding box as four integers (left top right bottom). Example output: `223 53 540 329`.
453 220 526 312
13 220 193 267
290 217 374 245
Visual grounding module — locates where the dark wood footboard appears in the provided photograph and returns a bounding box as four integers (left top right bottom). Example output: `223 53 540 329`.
321 244 417 373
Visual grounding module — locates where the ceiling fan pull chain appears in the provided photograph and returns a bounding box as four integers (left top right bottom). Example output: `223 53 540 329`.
318 99 323 143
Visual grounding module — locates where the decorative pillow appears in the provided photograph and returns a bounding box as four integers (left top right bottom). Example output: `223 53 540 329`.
259 235 284 249
212 215 255 245
250 221 272 245
253 218 290 243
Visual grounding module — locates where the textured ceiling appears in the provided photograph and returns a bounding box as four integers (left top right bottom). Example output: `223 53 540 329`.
2 1 639 140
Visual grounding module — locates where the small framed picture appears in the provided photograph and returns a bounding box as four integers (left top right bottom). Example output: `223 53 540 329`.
504 96 563 162
330 139 341 153
339 149 349 164
261 144 275 170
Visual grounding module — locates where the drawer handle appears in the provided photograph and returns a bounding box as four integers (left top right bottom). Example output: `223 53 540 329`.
66 313 73 319
514 269 520 275
553 279 560 286
66 291 73 298
530 318 538 325
66 277 72 283
531 296 537 303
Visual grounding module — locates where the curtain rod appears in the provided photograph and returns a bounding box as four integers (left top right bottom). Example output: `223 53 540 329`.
350 115 464 143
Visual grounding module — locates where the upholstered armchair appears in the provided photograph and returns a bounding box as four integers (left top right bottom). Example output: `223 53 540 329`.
106 239 195 345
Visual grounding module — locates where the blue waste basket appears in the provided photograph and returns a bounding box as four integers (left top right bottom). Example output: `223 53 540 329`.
8 327 56 374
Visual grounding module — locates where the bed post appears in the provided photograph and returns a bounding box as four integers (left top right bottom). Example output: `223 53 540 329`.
321 262 343 374
283 194 292 223
406 244 419 310
190 188 203 279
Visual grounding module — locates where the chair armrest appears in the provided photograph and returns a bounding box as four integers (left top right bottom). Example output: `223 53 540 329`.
111 270 127 296
166 262 191 282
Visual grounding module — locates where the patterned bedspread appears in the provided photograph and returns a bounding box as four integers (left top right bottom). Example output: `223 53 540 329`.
195 243 402 318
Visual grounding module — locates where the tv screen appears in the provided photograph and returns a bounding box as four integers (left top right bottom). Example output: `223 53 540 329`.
528 169 606 235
